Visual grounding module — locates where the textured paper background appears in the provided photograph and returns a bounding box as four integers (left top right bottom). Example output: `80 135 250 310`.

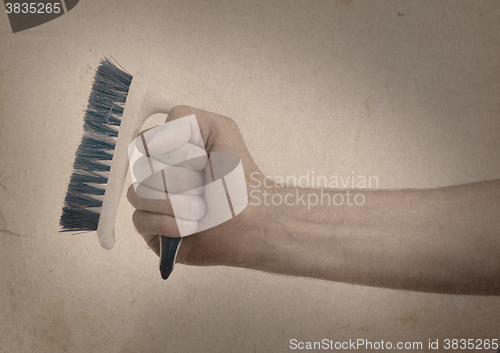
0 1 499 352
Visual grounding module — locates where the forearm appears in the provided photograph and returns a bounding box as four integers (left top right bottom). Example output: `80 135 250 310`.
148 107 498 294
251 180 500 295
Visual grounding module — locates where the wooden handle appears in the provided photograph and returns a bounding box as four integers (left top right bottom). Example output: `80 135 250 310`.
97 73 175 249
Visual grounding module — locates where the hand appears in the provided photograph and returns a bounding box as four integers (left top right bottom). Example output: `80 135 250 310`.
127 106 500 294
127 105 270 268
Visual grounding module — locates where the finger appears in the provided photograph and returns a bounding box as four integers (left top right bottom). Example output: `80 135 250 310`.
142 118 192 154
133 183 168 200
152 143 207 171
141 234 160 257
165 110 204 149
131 145 202 186
127 185 207 220
134 165 205 195
132 210 198 238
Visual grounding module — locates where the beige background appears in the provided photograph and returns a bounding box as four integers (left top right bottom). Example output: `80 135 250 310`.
1 0 499 352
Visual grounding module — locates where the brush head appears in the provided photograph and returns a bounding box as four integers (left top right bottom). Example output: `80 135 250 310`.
60 59 132 233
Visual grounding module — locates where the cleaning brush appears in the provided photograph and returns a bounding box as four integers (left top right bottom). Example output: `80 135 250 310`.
60 58 181 279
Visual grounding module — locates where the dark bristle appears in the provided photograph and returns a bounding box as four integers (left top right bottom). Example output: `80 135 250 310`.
60 207 101 232
60 58 133 232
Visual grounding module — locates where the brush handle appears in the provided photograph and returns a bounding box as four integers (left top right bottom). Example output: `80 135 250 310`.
159 235 182 279
97 73 176 250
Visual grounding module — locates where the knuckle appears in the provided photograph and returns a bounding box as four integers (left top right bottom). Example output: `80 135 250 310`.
212 114 239 132
225 116 240 131
169 105 193 120
190 196 207 220
126 184 136 203
132 210 142 228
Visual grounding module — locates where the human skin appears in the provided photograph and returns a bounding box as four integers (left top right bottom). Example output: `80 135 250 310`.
127 105 500 295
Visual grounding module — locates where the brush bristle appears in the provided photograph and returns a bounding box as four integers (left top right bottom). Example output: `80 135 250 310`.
60 58 133 232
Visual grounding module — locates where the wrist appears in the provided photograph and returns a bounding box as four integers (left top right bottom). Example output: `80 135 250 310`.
240 183 358 281
229 178 283 271
239 182 329 276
